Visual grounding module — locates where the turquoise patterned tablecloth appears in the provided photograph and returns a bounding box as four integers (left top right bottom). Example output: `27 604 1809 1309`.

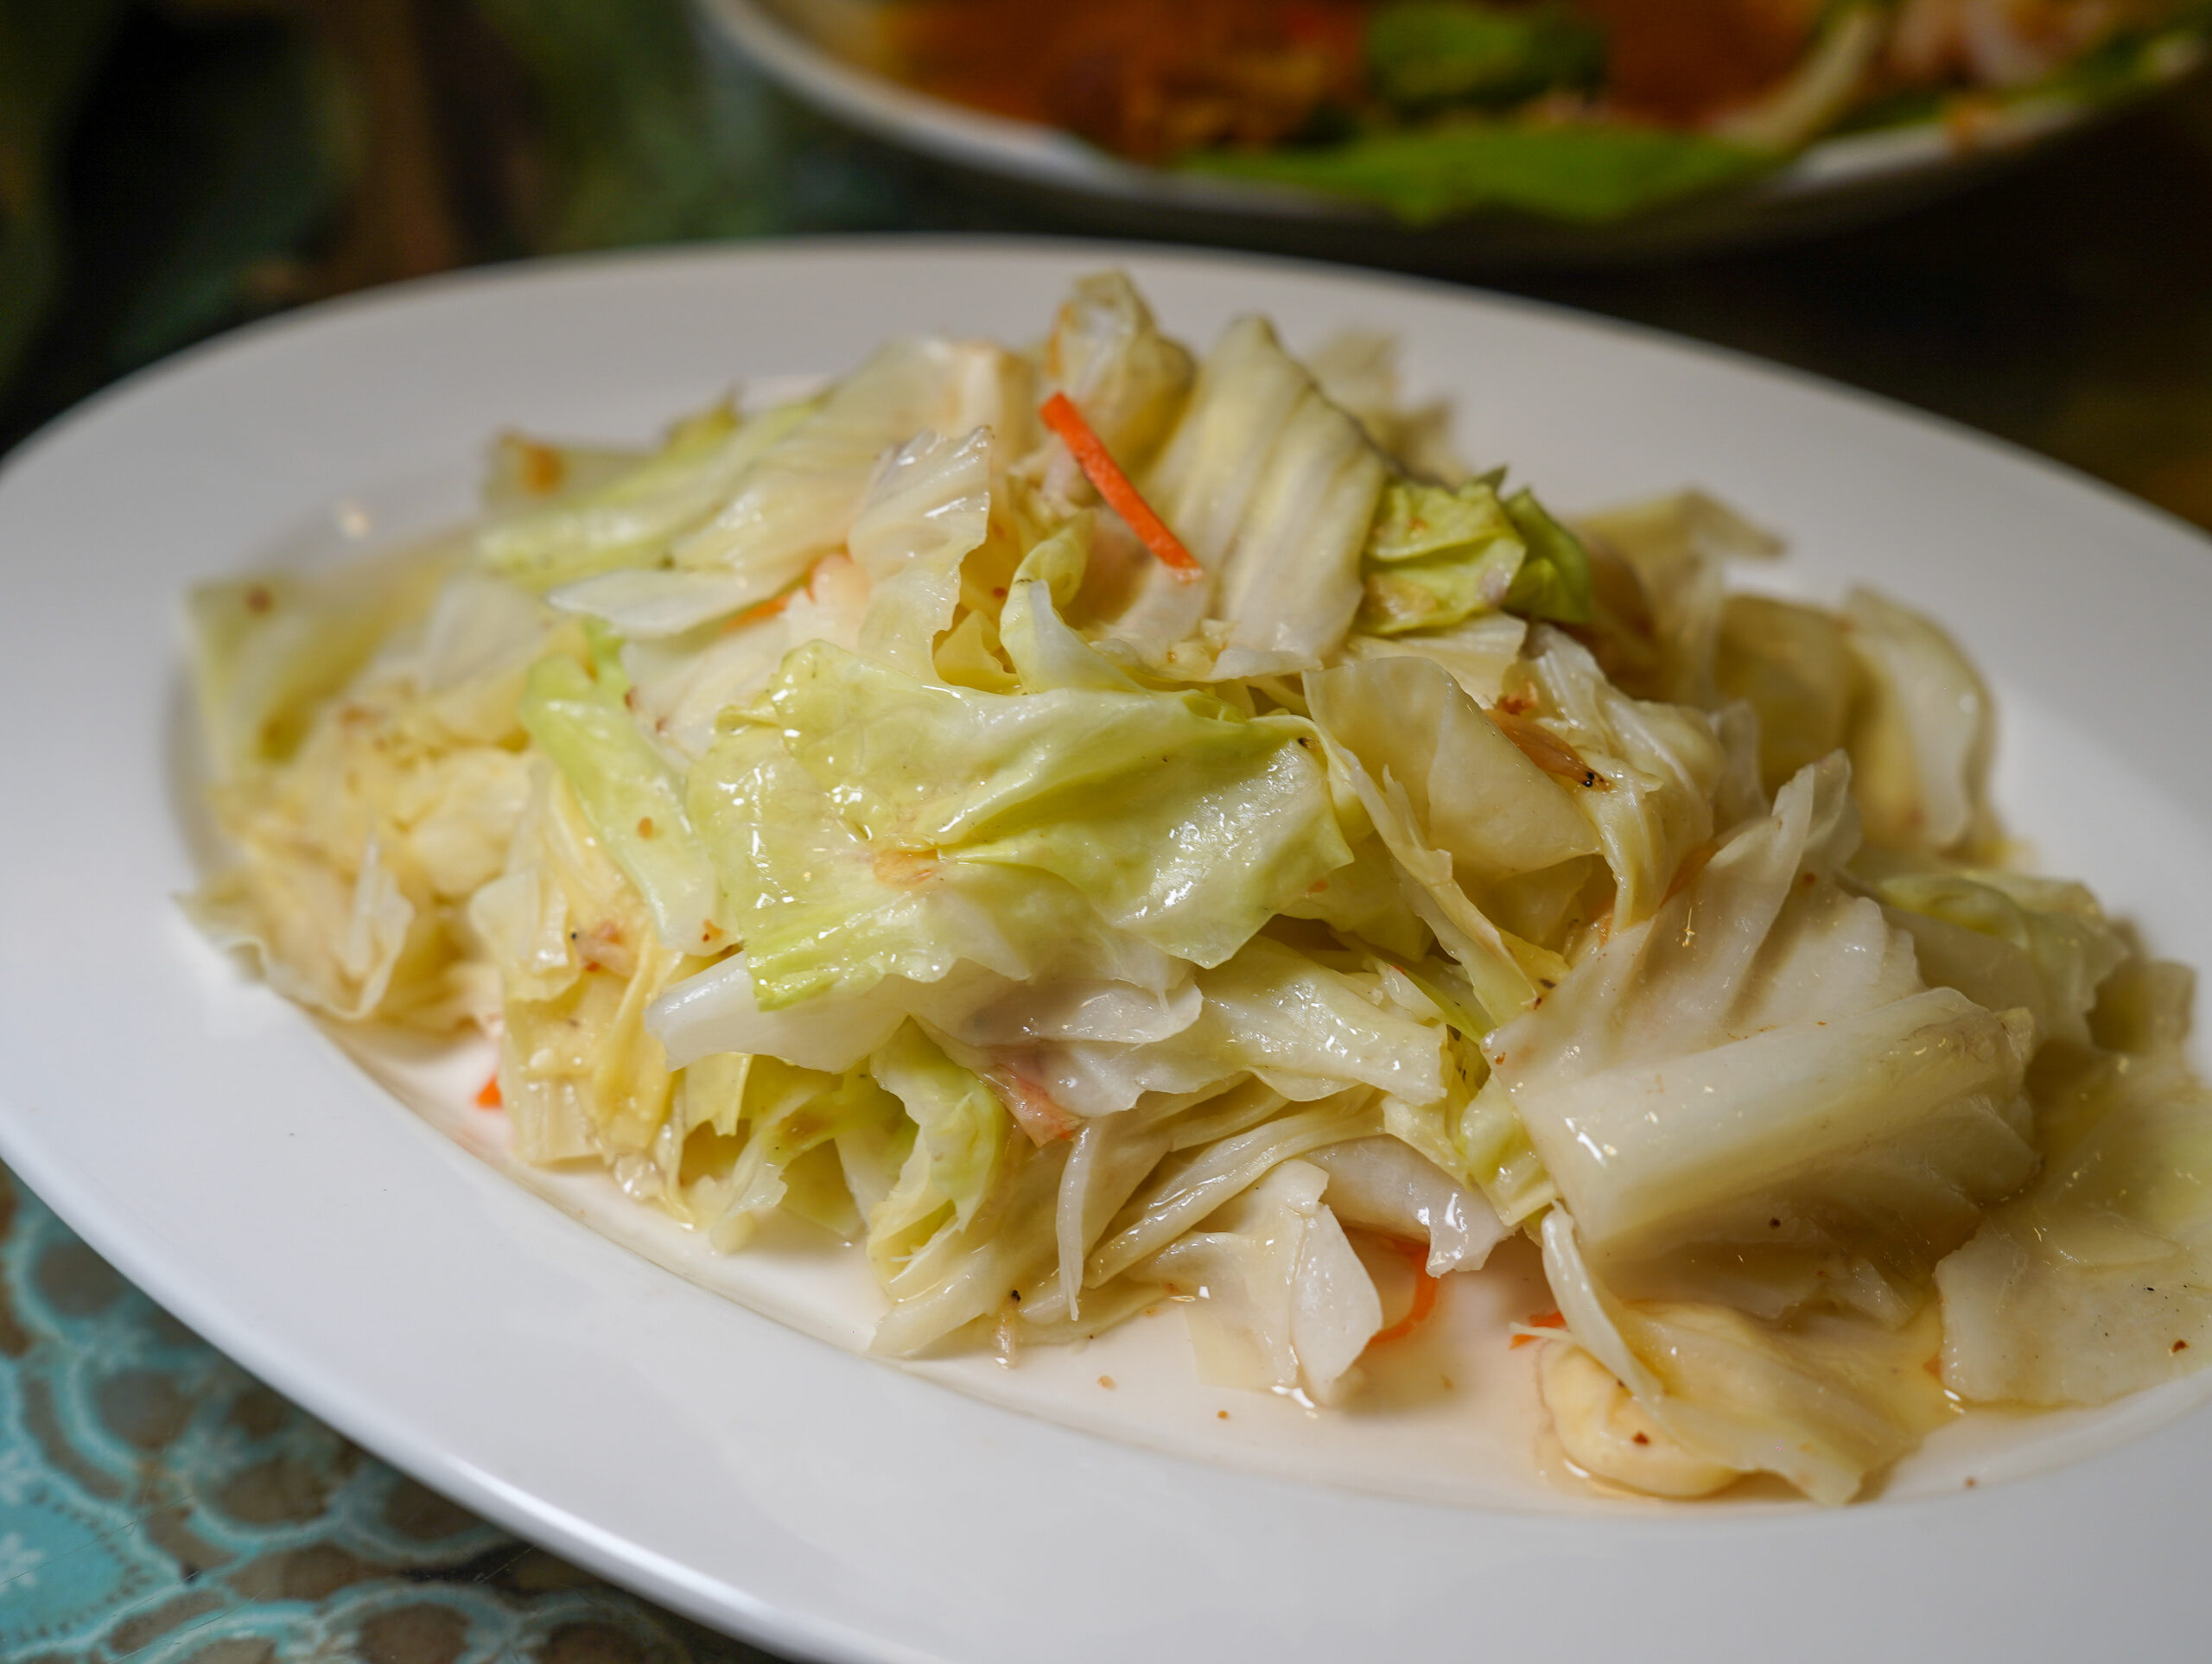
0 1165 779 1664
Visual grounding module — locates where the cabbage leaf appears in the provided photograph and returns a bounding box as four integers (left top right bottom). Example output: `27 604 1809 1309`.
763 638 1355 969
1843 587 1995 856
1939 1047 2212 1406
1146 1158 1382 1404
478 398 809 590
518 651 729 956
1492 757 2034 1285
1144 315 1387 676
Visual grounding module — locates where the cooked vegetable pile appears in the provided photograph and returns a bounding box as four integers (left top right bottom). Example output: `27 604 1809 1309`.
884 0 2209 222
187 273 2212 1502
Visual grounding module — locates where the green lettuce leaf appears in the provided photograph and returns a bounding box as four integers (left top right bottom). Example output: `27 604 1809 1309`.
1365 476 1518 565
1366 2 1604 112
1183 123 1774 227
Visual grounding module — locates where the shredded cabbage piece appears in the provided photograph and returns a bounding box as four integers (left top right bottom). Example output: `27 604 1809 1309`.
183 269 2212 1505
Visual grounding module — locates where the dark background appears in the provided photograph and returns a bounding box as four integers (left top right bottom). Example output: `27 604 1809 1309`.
4 0 2212 528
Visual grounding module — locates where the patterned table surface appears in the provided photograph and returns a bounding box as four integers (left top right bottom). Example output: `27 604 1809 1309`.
0 1165 780 1664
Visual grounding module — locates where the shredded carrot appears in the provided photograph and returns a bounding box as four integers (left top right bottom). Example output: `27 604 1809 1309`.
1038 392 1204 581
1509 1309 1567 1350
1367 1238 1440 1347
474 1073 502 1109
720 592 790 634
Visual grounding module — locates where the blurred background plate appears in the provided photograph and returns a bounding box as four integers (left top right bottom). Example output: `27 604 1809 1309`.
701 0 2207 264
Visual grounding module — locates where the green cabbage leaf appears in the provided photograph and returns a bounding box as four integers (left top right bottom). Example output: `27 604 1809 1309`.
518 650 728 955
763 638 1354 968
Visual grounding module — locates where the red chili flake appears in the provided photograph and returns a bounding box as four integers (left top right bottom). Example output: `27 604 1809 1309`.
474 1073 502 1109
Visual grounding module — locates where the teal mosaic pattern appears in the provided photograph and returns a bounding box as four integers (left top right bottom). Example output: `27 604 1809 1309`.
0 1166 791 1664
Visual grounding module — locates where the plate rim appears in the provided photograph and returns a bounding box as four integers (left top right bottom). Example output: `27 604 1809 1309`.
8 231 2206 554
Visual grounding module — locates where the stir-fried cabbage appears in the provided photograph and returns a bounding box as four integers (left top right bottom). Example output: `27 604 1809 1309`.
1147 1158 1383 1404
1143 314 1389 678
186 270 2212 1507
1494 758 2037 1295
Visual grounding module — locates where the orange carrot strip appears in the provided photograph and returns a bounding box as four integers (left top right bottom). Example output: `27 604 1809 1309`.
1039 392 1204 581
474 1072 503 1109
1368 1239 1440 1347
720 591 790 634
1510 1310 1568 1349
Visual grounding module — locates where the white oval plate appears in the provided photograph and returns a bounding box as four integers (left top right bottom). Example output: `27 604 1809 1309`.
6 241 2212 1663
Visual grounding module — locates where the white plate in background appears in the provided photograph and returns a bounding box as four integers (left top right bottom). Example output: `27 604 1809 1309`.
701 0 2206 259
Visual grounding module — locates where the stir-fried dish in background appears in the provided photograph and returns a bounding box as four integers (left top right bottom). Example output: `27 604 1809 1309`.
886 0 2211 219
186 272 2212 1504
